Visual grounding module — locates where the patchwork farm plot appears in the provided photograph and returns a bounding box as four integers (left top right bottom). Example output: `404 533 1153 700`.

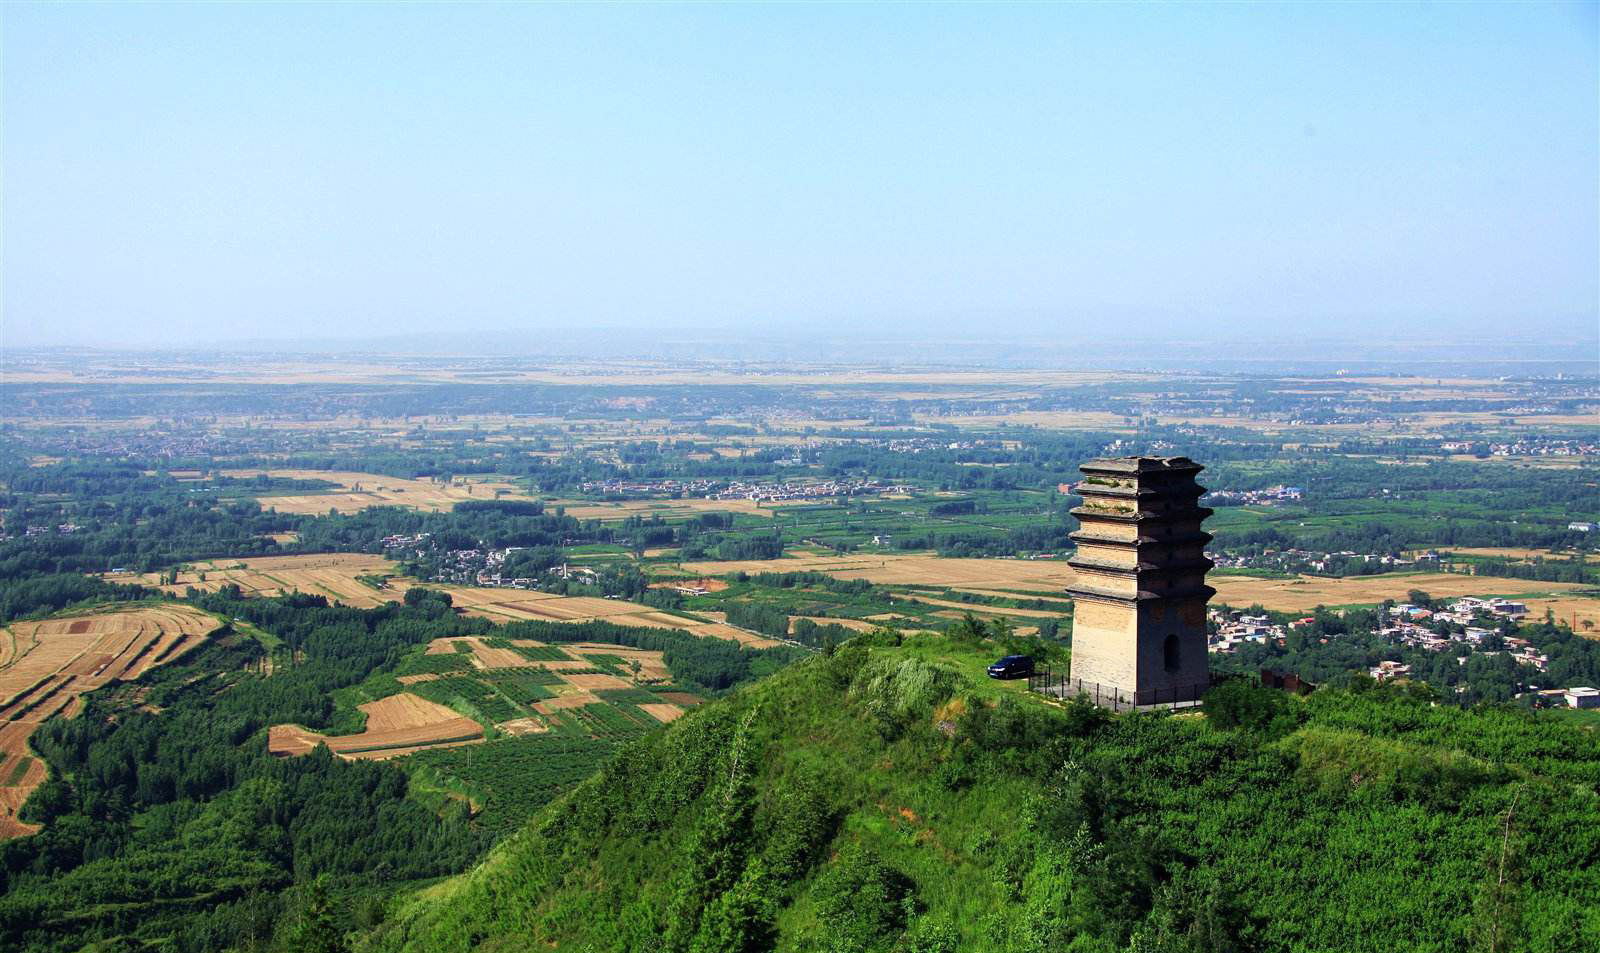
268 693 485 761
269 636 701 764
104 554 788 645
676 551 1077 594
673 550 1599 630
106 553 403 608
415 585 788 647
0 604 222 838
222 468 540 513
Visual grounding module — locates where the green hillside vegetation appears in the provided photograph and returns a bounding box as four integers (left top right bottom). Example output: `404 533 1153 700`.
361 633 1600 953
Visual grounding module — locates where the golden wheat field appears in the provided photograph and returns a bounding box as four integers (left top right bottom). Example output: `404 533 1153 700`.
112 553 784 646
269 693 484 761
1431 547 1600 563
223 469 539 514
677 552 1076 593
436 587 786 647
0 605 223 838
105 553 403 608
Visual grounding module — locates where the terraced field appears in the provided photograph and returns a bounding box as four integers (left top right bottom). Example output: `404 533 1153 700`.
271 637 699 761
0 604 223 838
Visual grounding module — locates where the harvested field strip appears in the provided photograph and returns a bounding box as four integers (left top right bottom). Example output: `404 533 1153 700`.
790 616 879 634
269 692 487 761
1210 572 1592 612
29 693 76 724
150 635 202 668
639 703 685 723
11 678 74 721
339 738 486 760
899 595 1066 619
950 587 1074 604
335 728 487 755
678 553 1078 590
101 554 405 609
0 675 56 715
107 632 161 681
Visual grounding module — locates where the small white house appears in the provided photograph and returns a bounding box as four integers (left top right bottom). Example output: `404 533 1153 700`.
1565 687 1600 709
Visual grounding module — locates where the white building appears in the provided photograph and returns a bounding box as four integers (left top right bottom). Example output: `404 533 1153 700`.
1565 687 1600 709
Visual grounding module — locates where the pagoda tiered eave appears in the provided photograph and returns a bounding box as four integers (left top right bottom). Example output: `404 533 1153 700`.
1070 505 1215 524
1068 529 1214 549
1066 553 1215 576
1068 582 1218 604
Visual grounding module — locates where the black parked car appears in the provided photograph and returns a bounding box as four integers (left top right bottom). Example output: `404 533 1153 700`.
987 654 1034 679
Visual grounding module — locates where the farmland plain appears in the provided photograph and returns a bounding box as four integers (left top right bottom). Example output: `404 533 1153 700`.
222 469 538 513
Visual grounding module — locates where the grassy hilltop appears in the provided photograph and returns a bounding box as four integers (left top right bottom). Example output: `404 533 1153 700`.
360 634 1600 953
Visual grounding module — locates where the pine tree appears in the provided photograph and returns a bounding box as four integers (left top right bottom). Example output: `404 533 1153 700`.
285 875 348 953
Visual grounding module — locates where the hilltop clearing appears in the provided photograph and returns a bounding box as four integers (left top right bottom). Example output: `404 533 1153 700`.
363 633 1600 953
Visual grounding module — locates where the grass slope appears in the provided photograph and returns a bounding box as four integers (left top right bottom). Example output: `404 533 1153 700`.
361 635 1600 953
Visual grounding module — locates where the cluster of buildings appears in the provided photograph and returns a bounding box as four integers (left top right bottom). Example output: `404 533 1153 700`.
573 476 907 504
1375 623 1549 671
709 479 905 502
1209 594 1553 673
875 436 1010 454
1376 597 1545 665
9 523 86 539
552 562 599 585
1209 547 1437 575
1439 437 1600 458
577 478 720 496
1203 485 1305 506
431 546 540 588
379 532 431 555
1208 609 1292 654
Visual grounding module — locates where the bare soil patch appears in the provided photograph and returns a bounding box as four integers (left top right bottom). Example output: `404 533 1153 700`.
638 703 685 723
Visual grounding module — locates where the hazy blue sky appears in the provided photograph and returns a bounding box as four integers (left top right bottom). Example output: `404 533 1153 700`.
4 2 1597 349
